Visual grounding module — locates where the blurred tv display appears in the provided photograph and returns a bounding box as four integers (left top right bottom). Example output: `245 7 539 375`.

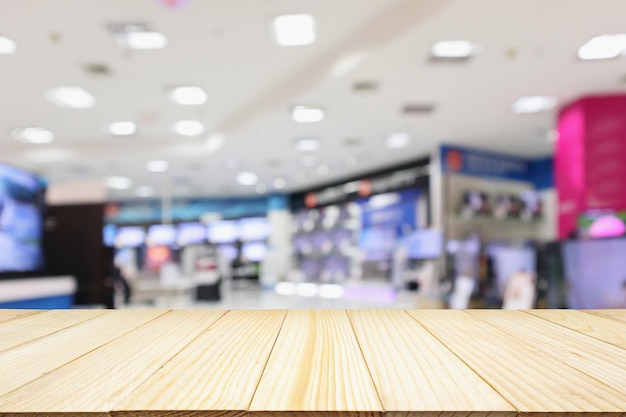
359 227 396 261
176 222 206 246
207 221 238 243
242 242 267 262
115 226 146 248
238 217 270 241
0 163 45 273
103 224 117 247
147 224 176 246
406 229 442 259
217 244 238 261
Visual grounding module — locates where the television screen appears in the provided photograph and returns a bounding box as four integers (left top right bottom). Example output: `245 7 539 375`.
0 163 46 273
147 224 176 246
406 229 442 259
359 227 396 261
115 226 146 248
242 242 267 262
176 222 206 246
207 221 238 243
238 217 270 241
103 224 117 247
217 244 238 261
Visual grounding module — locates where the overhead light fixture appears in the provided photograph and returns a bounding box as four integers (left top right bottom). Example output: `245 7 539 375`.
317 164 330 176
578 34 626 60
205 133 224 153
292 106 324 123
256 183 267 194
431 40 479 59
385 132 411 149
512 96 557 114
11 127 54 144
294 138 321 151
45 86 96 109
106 176 133 190
272 14 316 46
172 120 205 137
300 155 318 167
136 186 154 197
146 160 168 173
273 177 286 189
108 121 136 136
237 172 258 186
167 86 207 105
0 36 17 54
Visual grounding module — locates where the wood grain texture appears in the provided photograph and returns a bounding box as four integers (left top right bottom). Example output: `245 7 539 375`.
114 310 286 417
528 309 626 348
0 310 42 324
0 309 165 398
0 309 104 353
249 310 382 416
348 310 514 416
0 310 226 415
587 309 626 323
407 310 626 413
468 310 626 395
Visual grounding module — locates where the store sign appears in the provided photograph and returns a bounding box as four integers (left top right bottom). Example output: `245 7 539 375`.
441 145 530 181
304 166 428 208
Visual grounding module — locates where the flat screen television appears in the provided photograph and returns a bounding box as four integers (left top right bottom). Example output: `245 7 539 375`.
207 221 238 244
176 222 207 246
242 242 267 262
238 217 270 242
103 224 117 247
146 224 176 246
115 226 146 248
0 162 46 274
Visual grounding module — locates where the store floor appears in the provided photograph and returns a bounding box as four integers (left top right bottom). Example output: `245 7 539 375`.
125 281 444 310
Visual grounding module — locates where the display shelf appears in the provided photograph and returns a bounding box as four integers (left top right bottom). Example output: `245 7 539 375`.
0 309 624 416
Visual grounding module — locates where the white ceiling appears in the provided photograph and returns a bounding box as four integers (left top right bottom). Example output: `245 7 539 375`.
1 0 626 199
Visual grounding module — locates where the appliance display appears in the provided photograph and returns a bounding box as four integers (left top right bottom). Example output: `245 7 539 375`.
103 224 117 247
242 242 267 262
144 245 172 271
359 227 397 261
207 221 238 244
238 217 270 242
176 222 207 246
147 224 176 246
562 238 626 309
406 229 442 259
115 226 146 248
0 163 45 274
217 244 238 261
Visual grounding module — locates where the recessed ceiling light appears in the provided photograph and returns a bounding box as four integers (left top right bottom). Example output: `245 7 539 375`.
578 34 626 60
272 14 316 46
136 186 154 197
124 31 167 50
512 96 557 114
45 86 96 109
146 160 168 173
292 106 324 123
317 164 330 176
106 176 132 190
300 155 318 167
108 121 136 136
11 127 54 144
237 172 258 186
205 133 224 153
0 36 17 54
346 156 358 167
172 120 205 137
167 86 207 105
385 132 411 149
295 138 321 152
256 183 267 194
273 177 286 189
431 40 479 59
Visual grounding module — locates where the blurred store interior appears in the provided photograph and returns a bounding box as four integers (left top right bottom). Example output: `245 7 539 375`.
1 0 626 309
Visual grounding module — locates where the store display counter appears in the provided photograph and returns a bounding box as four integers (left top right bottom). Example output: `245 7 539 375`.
0 309 624 416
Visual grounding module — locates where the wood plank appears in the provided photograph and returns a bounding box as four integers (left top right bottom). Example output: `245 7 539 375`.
407 310 626 414
0 309 105 353
113 310 286 417
468 310 626 395
0 309 165 398
348 310 515 417
0 309 41 324
528 309 626 348
0 310 226 416
249 310 382 417
586 309 626 323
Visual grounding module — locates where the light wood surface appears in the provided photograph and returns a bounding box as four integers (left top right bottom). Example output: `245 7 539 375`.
0 309 624 417
528 309 626 348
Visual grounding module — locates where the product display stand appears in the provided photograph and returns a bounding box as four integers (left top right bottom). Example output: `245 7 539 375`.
0 309 624 416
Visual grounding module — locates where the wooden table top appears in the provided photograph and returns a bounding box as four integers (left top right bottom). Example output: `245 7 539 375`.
0 309 624 417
